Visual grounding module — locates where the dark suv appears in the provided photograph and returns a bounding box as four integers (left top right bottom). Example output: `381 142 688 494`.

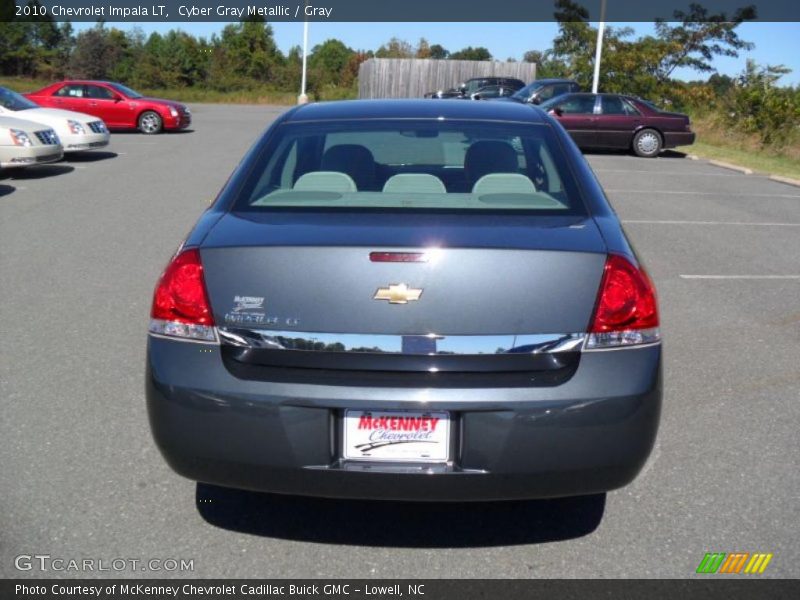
425 77 525 99
504 79 581 105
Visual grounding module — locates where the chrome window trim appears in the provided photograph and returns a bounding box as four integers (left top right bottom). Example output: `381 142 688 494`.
217 328 586 355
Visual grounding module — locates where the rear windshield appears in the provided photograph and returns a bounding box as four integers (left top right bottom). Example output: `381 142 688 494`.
234 119 585 215
637 98 664 112
511 81 546 100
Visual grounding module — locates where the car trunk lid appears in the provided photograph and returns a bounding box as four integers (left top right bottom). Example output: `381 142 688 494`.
200 211 607 336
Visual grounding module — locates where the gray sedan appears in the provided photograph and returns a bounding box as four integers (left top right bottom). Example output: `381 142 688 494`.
146 99 661 501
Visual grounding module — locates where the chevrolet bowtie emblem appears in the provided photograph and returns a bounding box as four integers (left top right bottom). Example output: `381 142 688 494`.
373 284 423 304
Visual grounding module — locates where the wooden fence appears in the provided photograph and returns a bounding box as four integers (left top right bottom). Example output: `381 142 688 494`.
357 58 537 99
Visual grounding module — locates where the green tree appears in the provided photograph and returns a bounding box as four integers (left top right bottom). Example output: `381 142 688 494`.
0 1 69 78
449 46 492 61
0 22 36 75
69 24 116 79
429 44 449 60
708 73 734 97
309 38 354 87
209 19 284 87
523 49 567 78
276 44 303 91
415 38 431 59
724 60 798 146
375 38 414 59
652 3 756 82
540 0 756 103
51 22 75 78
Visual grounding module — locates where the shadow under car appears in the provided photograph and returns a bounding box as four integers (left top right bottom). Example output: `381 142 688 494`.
196 483 606 548
0 164 74 180
64 151 118 163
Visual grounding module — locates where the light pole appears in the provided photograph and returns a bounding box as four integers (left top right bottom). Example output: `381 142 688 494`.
298 4 309 104
591 0 607 94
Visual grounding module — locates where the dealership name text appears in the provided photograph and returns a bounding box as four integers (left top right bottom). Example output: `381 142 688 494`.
16 584 412 597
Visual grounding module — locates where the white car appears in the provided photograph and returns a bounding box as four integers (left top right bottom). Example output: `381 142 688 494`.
0 86 110 153
0 115 63 168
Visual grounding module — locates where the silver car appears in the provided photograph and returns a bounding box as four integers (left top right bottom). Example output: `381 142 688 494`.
0 87 110 153
0 115 63 168
146 100 662 501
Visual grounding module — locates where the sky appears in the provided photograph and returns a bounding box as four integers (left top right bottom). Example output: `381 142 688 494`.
73 21 800 86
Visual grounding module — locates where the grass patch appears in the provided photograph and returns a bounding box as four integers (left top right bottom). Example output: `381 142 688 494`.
686 114 800 180
688 141 800 180
0 76 52 93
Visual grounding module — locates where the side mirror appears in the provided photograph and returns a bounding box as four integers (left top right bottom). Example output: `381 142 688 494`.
471 93 481 100
531 96 542 105
113 96 123 102
553 107 564 116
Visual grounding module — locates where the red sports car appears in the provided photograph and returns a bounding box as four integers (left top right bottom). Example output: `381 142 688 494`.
26 80 191 134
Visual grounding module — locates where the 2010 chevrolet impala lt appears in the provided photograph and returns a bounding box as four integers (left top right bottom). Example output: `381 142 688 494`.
146 100 662 501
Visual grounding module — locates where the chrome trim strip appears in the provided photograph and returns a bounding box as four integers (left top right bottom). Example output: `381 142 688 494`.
147 331 220 345
582 340 662 352
217 328 586 355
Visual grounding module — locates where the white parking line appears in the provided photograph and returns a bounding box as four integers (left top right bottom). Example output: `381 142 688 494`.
680 275 800 280
595 169 745 177
607 189 800 198
107 143 158 148
623 219 800 227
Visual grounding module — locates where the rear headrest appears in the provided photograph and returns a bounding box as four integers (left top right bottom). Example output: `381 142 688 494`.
320 144 376 190
293 171 357 193
383 174 446 194
472 173 536 195
464 140 519 186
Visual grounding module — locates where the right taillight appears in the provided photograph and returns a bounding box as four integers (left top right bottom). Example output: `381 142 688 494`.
586 254 660 350
148 248 217 342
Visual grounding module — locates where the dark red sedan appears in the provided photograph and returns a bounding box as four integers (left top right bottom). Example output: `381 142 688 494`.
26 80 191 134
539 93 695 157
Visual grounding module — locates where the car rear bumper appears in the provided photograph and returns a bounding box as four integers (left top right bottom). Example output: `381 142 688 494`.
0 144 63 168
146 336 662 501
663 131 696 148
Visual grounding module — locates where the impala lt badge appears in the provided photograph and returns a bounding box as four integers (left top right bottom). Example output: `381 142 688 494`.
373 284 423 304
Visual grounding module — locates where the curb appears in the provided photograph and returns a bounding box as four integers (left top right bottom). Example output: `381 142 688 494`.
707 160 754 175
690 154 799 186
769 175 800 188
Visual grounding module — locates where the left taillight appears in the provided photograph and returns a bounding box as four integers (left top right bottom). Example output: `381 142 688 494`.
149 248 217 342
585 254 660 350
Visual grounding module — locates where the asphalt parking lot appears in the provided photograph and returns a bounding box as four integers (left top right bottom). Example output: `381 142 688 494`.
1 103 798 579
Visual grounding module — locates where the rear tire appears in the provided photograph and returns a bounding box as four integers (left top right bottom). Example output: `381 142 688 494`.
632 129 662 158
138 111 163 134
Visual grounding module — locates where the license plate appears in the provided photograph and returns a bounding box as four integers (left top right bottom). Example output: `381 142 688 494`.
343 410 450 462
